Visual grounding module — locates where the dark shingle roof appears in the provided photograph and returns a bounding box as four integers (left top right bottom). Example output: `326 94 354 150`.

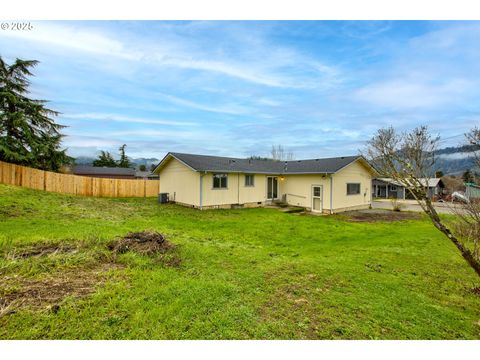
159 152 366 174
73 166 135 176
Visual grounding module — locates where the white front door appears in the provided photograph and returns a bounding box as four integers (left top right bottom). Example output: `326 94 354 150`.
312 185 323 212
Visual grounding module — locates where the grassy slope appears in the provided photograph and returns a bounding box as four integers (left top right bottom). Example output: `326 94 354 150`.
0 184 478 339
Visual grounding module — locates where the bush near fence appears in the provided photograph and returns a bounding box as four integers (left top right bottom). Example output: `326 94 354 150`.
0 161 159 198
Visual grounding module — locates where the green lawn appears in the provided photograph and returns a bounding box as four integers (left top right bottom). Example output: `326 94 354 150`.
0 184 479 339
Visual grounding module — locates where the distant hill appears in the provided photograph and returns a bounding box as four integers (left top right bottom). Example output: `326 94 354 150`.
434 147 478 175
73 156 160 169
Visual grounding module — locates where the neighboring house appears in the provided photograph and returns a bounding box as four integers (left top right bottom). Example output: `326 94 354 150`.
373 177 445 200
73 165 136 179
153 152 377 213
134 170 159 180
465 182 480 199
372 178 405 199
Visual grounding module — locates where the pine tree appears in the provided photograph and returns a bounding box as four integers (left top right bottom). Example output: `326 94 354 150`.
0 57 72 171
462 169 474 183
118 144 131 168
92 151 117 167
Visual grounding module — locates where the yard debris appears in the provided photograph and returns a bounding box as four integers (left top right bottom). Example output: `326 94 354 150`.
340 209 421 223
108 231 180 267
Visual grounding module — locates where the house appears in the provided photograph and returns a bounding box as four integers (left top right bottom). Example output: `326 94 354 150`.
134 170 159 180
373 177 445 200
372 178 406 199
153 152 377 213
73 165 136 179
465 182 480 200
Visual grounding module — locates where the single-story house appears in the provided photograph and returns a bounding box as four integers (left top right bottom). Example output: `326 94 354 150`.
465 182 480 200
135 170 159 180
73 165 136 179
153 152 377 213
372 178 406 199
373 177 445 200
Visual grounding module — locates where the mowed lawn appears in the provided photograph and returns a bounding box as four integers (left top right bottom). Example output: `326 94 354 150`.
0 184 479 339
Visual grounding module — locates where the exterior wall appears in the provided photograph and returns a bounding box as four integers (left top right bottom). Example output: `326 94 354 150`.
158 158 200 207
201 173 268 207
280 174 331 211
331 161 373 211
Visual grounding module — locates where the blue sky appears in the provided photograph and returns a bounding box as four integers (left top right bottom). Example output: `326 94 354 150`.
1 21 479 159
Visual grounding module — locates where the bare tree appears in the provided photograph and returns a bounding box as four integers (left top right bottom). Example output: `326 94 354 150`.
270 145 294 161
448 127 480 265
466 126 480 169
365 126 480 277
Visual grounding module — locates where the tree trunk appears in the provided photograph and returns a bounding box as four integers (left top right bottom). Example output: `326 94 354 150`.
424 200 480 277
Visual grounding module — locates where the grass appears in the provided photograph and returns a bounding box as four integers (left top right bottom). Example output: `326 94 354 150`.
0 183 479 339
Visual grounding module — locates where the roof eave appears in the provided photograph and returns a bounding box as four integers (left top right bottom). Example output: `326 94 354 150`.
153 153 199 174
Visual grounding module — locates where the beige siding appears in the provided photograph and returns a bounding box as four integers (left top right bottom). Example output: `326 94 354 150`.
281 174 331 210
201 173 268 207
331 161 372 211
159 158 200 206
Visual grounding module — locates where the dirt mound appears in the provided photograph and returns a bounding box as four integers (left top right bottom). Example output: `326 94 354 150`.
109 231 174 255
108 231 180 267
340 209 421 223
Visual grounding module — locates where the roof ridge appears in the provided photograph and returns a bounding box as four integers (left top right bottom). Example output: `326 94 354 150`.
170 152 359 162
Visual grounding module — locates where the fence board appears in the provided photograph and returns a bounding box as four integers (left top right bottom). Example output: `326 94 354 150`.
0 161 159 198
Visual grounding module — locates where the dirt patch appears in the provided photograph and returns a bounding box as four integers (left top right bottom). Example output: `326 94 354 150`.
4 242 79 260
0 231 180 316
0 263 122 316
339 209 421 223
108 231 180 267
470 287 480 296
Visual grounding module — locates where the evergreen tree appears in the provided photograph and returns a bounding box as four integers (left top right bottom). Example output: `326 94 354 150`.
138 164 147 171
92 151 117 167
0 57 72 171
118 144 131 168
462 169 474 183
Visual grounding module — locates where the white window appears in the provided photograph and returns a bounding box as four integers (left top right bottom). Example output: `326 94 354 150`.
347 183 360 195
213 174 228 189
245 174 254 187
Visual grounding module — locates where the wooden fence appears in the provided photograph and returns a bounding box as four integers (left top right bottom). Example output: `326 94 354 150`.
0 161 159 198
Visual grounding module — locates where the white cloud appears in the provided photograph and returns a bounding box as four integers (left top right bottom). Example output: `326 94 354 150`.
157 94 249 115
2 21 340 89
62 112 197 126
353 78 473 109
63 135 119 148
1 22 137 60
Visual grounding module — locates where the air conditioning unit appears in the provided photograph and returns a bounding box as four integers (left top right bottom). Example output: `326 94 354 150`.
158 192 169 204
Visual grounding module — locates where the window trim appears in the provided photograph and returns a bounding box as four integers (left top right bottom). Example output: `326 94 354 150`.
212 173 228 189
346 182 361 195
245 174 255 187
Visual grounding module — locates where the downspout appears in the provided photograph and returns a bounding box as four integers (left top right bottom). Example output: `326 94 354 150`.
237 173 240 204
199 173 204 210
330 174 333 214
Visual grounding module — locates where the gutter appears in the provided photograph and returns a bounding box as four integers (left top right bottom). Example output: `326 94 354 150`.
330 175 333 214
199 173 204 209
